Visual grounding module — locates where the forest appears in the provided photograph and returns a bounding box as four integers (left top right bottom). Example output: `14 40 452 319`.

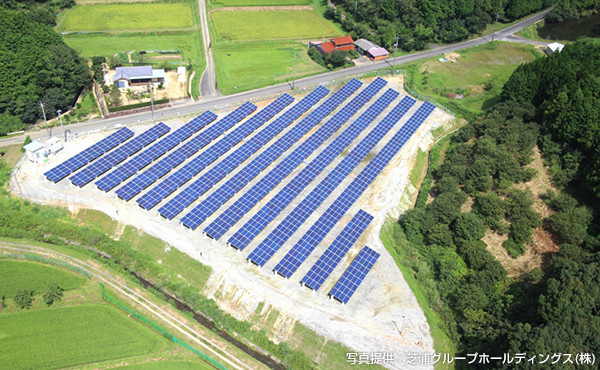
546 0 600 22
327 0 556 51
0 0 90 135
394 38 600 366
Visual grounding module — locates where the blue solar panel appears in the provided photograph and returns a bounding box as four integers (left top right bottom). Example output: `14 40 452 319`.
136 94 294 210
225 86 396 248
95 111 217 192
204 78 387 241
246 96 416 266
178 79 363 228
116 102 256 201
299 210 372 288
250 102 434 269
157 86 329 221
44 127 134 183
69 123 170 187
329 246 380 304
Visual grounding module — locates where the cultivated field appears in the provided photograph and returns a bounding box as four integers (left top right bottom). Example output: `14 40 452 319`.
214 41 326 94
63 32 201 59
211 0 312 6
0 260 85 297
0 304 166 368
211 10 341 41
58 3 194 31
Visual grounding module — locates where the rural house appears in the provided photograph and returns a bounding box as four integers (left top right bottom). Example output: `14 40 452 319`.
354 38 390 61
312 34 355 54
113 66 165 88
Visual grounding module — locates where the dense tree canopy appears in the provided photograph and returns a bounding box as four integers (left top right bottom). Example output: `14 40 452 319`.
328 0 555 51
0 2 90 134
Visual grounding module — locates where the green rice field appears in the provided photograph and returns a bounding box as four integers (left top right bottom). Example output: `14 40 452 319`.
57 3 194 31
214 41 326 94
210 0 312 6
0 304 167 368
63 32 201 60
0 260 85 297
211 10 341 41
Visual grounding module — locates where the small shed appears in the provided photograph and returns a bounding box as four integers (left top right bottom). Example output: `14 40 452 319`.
45 137 64 154
23 140 47 163
354 39 378 55
353 38 389 60
367 47 389 61
177 66 187 82
546 42 565 55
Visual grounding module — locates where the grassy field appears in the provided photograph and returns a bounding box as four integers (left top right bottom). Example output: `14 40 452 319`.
0 260 85 297
211 10 341 41
0 304 167 368
405 42 543 118
123 360 213 369
76 208 119 235
58 3 194 31
120 226 213 289
210 0 312 6
214 41 326 94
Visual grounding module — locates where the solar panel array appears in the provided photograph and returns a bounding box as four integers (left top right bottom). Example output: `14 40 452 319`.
70 123 170 187
136 94 294 210
205 78 388 241
300 210 373 290
177 79 363 228
269 102 435 277
44 127 134 183
246 96 415 267
96 111 218 192
157 86 329 221
224 89 397 249
116 102 256 201
329 246 380 304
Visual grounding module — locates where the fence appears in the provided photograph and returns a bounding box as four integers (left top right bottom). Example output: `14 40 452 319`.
99 283 227 370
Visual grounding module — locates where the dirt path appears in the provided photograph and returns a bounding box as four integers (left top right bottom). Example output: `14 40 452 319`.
211 6 314 12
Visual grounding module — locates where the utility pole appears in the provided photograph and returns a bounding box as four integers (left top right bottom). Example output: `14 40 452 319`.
491 13 500 42
292 50 296 90
56 109 66 142
40 101 50 138
394 34 399 65
354 0 358 17
149 82 155 122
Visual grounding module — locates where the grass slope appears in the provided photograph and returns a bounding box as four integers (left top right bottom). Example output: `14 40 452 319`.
214 41 326 94
0 260 85 297
58 4 194 31
211 10 341 41
0 304 166 368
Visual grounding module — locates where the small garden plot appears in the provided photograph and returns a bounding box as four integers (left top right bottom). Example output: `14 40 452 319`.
211 10 341 41
57 3 194 31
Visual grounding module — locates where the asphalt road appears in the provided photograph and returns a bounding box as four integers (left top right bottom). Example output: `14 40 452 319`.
0 8 550 147
198 0 220 98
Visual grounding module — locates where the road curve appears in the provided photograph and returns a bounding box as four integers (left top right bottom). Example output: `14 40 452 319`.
0 8 550 147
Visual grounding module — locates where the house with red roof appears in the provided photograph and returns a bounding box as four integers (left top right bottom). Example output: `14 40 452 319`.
311 35 355 54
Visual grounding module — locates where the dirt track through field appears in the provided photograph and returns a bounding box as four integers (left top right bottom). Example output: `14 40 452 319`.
211 6 314 12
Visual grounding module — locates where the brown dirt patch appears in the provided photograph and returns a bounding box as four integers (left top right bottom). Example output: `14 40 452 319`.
211 6 314 12
461 196 474 213
514 146 557 218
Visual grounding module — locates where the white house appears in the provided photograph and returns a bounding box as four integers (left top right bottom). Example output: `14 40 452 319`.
113 66 165 88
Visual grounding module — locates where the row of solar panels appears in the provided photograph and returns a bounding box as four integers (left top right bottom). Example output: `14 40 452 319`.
43 78 434 303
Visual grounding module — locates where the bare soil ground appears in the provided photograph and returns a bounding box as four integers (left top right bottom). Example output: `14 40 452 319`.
485 146 560 277
13 77 453 369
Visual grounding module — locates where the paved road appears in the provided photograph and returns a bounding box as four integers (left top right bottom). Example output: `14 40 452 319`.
0 242 253 370
0 8 550 147
198 0 220 98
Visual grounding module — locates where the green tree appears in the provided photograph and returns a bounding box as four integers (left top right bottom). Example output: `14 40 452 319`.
14 289 34 309
452 212 487 245
43 283 64 306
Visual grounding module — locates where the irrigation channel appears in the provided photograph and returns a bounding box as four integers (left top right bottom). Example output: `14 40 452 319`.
0 242 283 370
